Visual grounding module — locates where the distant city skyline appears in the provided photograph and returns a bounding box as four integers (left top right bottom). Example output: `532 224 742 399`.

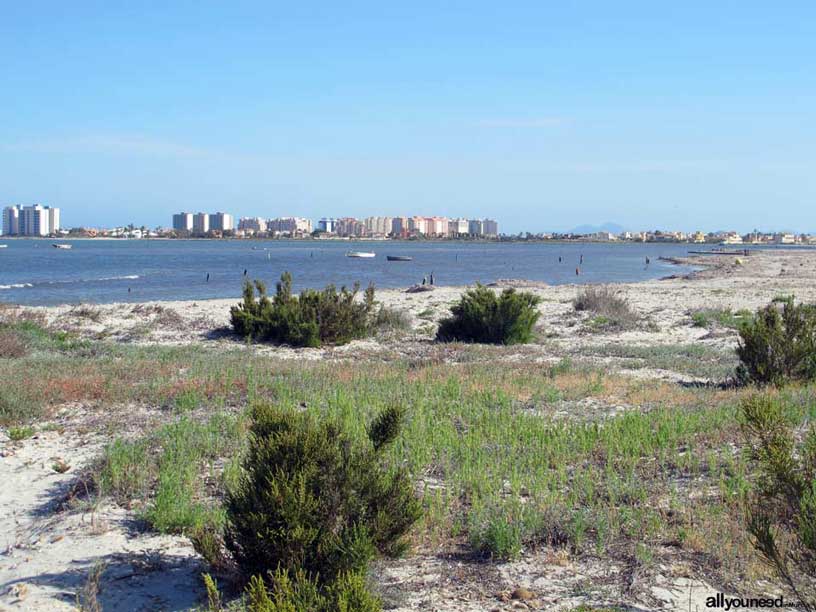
1 3 815 234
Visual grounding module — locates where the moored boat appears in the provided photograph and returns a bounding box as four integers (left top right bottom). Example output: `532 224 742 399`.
386 255 412 261
52 243 72 249
346 251 375 258
0 244 7 249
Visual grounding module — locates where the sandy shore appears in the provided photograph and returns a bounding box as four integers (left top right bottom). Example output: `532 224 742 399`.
2 248 815 611
20 248 816 378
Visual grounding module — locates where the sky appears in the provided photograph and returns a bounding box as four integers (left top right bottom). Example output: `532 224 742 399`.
1 1 815 234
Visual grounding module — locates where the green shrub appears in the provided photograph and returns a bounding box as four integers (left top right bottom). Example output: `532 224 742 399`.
741 394 816 608
436 285 541 344
230 273 377 347
224 403 421 597
244 568 380 612
736 297 816 386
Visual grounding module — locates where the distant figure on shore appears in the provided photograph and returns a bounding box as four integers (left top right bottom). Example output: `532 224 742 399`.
243 269 247 276
128 287 131 294
422 276 427 286
580 254 584 264
558 256 562 263
430 272 435 286
645 256 650 265
206 273 210 283
576 267 580 276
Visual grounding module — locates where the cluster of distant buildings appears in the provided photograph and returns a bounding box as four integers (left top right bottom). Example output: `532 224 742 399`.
2 204 61 236
5 203 814 246
313 216 498 239
516 229 816 245
168 212 499 239
172 212 235 235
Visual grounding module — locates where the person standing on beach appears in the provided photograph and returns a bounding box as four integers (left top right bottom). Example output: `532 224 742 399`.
206 273 210 283
430 272 434 286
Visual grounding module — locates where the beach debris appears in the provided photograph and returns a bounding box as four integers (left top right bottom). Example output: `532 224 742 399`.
51 458 70 473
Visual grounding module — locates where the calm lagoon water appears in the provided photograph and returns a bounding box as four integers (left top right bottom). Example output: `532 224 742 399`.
0 239 714 306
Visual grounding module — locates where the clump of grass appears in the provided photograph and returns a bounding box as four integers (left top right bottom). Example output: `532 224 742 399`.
97 413 244 533
0 329 27 358
589 343 738 380
6 425 35 441
436 285 541 344
68 304 103 322
231 272 377 347
373 306 411 334
690 307 752 330
736 297 816 386
573 286 640 331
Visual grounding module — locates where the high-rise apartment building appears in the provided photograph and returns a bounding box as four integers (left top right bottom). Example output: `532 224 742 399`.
192 212 210 234
391 216 409 237
449 218 469 236
172 212 193 231
208 212 234 232
318 218 338 233
409 216 428 235
364 216 393 236
468 219 484 236
268 217 312 234
238 217 267 233
425 217 449 237
2 204 60 236
482 219 498 236
2 206 20 236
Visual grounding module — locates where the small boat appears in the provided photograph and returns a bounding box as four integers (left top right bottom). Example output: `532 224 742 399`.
52 243 72 250
0 244 7 249
346 251 375 258
386 255 412 262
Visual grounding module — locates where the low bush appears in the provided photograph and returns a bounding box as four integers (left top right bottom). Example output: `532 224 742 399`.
224 403 420 605
436 285 541 344
230 272 377 347
736 297 816 386
741 394 816 608
573 286 639 331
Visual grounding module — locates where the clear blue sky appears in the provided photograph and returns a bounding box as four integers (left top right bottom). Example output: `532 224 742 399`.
1 1 814 233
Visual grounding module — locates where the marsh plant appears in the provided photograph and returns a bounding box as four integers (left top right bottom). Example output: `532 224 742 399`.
741 394 816 609
436 285 541 344
224 403 421 609
736 297 816 386
230 272 377 347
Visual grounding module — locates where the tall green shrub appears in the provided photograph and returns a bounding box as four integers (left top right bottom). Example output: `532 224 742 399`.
741 394 816 609
230 273 376 347
736 297 816 386
224 403 420 604
436 285 541 344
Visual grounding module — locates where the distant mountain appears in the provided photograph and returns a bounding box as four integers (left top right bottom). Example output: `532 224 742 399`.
568 222 626 235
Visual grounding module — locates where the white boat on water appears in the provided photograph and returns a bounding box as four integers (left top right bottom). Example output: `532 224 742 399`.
52 243 72 250
346 251 375 258
0 244 7 249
